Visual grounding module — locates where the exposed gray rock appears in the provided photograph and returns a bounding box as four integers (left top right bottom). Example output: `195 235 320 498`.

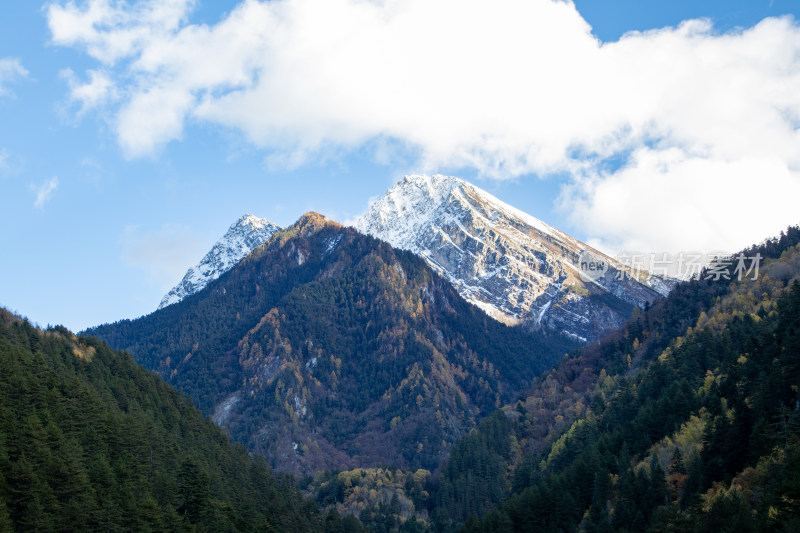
355 174 672 341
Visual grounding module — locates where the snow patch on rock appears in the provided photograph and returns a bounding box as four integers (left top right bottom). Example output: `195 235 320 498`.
159 214 281 309
355 174 671 341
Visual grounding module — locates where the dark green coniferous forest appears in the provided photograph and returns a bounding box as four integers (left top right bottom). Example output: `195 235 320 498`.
0 308 363 532
436 227 800 531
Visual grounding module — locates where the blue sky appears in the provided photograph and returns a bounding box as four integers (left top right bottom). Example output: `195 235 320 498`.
1 0 799 332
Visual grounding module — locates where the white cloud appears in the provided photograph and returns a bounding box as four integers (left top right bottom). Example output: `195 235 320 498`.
48 0 800 252
562 148 800 254
0 148 9 170
0 58 28 97
61 68 117 113
116 84 194 156
47 0 194 65
120 223 211 290
32 177 59 208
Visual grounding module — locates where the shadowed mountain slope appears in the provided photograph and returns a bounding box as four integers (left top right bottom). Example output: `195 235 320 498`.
88 213 577 476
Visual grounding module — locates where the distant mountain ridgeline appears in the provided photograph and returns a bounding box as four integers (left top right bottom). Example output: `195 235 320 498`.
87 213 578 476
0 308 365 532
153 174 672 342
425 226 800 532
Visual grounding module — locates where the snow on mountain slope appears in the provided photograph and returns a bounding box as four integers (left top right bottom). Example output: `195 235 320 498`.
158 214 281 309
355 175 672 341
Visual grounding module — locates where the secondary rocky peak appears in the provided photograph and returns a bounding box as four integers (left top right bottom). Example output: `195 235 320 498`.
293 211 340 236
89 211 579 477
158 214 282 309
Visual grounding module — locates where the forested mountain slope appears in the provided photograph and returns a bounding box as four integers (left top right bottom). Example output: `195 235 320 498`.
87 213 577 476
0 308 363 532
427 227 800 532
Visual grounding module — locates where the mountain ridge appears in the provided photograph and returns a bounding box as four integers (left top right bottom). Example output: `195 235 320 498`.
432 226 800 531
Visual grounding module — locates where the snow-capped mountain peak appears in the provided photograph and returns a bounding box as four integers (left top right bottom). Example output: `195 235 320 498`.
356 174 670 341
158 214 282 309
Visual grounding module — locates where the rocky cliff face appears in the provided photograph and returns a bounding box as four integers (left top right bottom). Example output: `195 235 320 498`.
355 175 672 341
158 214 281 309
